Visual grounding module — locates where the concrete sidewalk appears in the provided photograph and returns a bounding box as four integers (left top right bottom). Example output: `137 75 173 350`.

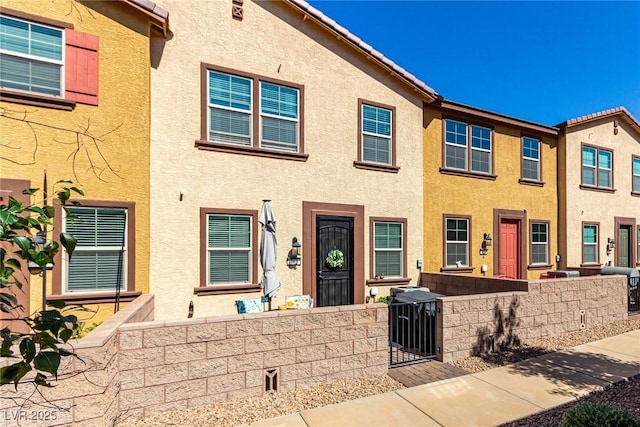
245 330 640 427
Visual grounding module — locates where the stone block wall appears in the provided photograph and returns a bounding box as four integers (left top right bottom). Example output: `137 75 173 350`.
117 304 388 420
0 298 387 426
436 275 628 362
421 272 529 296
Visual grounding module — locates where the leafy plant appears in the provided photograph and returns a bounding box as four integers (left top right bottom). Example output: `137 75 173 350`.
75 321 102 339
561 401 640 427
0 180 87 389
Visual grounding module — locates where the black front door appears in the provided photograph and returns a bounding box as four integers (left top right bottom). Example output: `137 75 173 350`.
316 215 354 307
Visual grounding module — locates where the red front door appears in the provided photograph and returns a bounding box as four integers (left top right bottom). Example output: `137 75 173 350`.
500 220 520 279
0 179 31 333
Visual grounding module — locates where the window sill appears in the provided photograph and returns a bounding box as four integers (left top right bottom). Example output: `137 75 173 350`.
631 191 640 197
195 140 309 161
1 89 76 111
366 277 411 286
439 168 497 181
440 266 475 273
194 283 261 296
519 178 545 187
527 263 552 270
47 291 141 305
580 263 602 268
353 161 399 173
579 185 616 194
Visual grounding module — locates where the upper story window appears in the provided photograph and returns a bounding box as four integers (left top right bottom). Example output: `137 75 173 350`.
444 119 492 174
63 205 130 294
522 137 541 181
0 15 63 97
355 99 398 173
0 11 98 109
632 156 640 193
199 64 306 161
582 145 613 189
372 220 404 278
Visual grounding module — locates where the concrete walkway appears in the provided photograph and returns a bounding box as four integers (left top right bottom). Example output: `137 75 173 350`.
245 330 640 427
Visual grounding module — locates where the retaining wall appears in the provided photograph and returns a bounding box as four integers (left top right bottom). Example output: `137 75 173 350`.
421 273 628 362
0 297 387 426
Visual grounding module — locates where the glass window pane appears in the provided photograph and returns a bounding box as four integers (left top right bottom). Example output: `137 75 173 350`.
261 82 298 119
261 117 298 151
445 145 466 169
363 134 390 164
471 150 490 173
445 120 467 146
598 170 611 188
598 150 612 169
523 158 539 180
582 167 595 186
471 126 491 150
582 146 596 166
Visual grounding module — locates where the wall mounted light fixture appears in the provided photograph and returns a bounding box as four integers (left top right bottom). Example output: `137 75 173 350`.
286 237 302 268
483 233 492 247
606 238 616 256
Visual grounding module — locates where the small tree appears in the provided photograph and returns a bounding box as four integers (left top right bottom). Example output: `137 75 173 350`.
0 180 86 389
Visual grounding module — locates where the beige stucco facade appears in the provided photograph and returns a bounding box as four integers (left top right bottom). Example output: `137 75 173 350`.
423 102 559 280
558 110 640 269
0 0 161 324
149 0 431 319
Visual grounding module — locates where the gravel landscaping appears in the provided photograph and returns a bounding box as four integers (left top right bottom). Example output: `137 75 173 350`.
118 316 640 427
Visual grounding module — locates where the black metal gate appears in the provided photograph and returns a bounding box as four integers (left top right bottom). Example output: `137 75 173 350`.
630 276 639 313
388 296 438 366
316 216 354 307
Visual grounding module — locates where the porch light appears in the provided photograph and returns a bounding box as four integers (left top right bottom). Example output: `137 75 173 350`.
286 237 302 267
483 233 492 247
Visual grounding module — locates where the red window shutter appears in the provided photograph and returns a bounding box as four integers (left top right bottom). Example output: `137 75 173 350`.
65 29 99 106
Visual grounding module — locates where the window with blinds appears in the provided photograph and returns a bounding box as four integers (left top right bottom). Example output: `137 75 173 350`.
362 104 392 164
445 217 469 267
373 221 403 277
0 15 63 97
522 137 541 181
530 222 549 264
260 82 299 152
64 207 127 293
582 224 598 264
445 119 492 174
207 214 251 285
207 69 300 152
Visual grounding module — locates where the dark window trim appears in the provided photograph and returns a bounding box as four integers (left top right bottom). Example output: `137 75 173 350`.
439 167 497 181
199 207 259 292
199 62 305 159
528 219 550 267
632 155 640 193
442 213 472 270
52 199 136 297
441 117 495 175
0 7 73 29
581 143 614 190
356 98 397 170
0 89 76 111
369 216 407 280
520 134 543 183
581 221 600 265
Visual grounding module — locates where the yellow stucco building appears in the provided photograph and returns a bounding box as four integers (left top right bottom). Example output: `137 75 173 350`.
423 100 559 279
0 0 168 326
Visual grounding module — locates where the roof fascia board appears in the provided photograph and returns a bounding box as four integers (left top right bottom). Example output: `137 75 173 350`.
122 0 169 37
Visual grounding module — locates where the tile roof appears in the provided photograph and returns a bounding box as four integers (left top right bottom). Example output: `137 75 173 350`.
286 0 439 101
559 106 640 132
124 0 170 36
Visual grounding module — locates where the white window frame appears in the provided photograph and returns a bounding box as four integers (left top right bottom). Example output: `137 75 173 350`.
0 14 65 97
445 217 469 267
259 81 299 152
522 137 541 181
361 103 393 165
62 206 128 294
444 119 492 173
206 213 253 286
530 221 549 265
373 221 404 278
582 223 599 264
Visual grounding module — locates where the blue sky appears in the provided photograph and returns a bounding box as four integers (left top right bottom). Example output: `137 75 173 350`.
307 1 640 126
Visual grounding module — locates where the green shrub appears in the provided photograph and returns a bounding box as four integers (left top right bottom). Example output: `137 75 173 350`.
561 402 640 427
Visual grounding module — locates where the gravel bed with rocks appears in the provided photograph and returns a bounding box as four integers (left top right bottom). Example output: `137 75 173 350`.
118 316 639 427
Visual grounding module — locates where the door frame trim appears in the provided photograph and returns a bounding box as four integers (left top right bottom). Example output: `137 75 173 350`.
614 216 636 267
302 202 364 304
493 208 527 279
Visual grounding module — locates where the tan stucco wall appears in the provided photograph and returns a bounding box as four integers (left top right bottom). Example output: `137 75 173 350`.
422 109 558 279
560 118 640 268
0 1 152 324
150 0 425 319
